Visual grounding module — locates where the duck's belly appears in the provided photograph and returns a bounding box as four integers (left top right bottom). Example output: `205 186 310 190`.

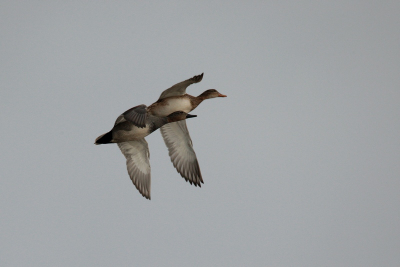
151 98 192 117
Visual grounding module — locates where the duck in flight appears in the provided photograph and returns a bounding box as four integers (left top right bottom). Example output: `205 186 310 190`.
123 73 227 187
95 105 197 199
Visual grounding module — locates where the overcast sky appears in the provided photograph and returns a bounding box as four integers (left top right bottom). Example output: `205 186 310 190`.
1 1 400 266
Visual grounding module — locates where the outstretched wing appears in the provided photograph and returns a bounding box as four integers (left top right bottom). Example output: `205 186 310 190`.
117 139 151 199
158 73 204 100
122 104 148 128
160 120 203 186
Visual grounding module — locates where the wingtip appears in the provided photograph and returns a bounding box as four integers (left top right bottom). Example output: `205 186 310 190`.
140 191 151 200
181 174 203 187
192 73 204 83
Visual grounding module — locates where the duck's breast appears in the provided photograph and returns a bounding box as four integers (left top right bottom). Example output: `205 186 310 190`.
150 97 192 117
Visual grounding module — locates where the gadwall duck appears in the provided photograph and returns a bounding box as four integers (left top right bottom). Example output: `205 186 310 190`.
123 73 226 187
95 104 197 199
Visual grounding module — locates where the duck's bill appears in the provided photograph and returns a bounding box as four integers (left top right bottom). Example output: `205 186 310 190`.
218 93 227 97
186 114 197 119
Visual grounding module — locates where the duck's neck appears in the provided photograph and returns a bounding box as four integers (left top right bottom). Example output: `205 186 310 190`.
197 91 212 100
149 117 168 133
187 94 207 110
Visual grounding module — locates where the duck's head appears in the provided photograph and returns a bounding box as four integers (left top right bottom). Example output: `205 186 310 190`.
167 111 197 123
198 89 227 99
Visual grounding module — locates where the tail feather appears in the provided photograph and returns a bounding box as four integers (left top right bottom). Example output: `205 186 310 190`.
95 131 113 145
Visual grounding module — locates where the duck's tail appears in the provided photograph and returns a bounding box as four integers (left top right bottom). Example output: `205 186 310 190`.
94 131 113 145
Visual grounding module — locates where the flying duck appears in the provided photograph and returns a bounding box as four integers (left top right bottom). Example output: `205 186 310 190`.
95 104 196 199
123 73 227 187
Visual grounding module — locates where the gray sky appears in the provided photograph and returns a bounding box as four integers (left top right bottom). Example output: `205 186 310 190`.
1 1 400 266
